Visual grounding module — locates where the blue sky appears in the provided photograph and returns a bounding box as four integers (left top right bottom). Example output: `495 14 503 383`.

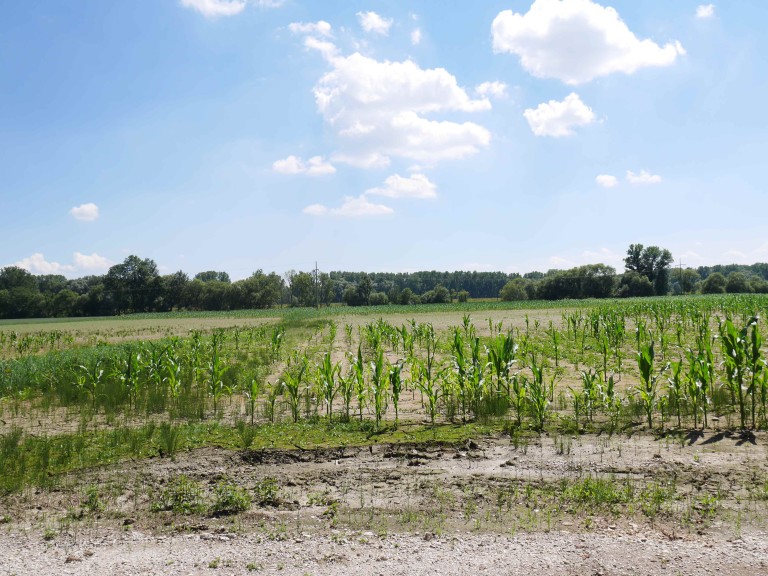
2 0 767 279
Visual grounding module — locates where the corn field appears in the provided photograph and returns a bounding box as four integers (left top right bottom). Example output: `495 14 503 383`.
2 294 768 493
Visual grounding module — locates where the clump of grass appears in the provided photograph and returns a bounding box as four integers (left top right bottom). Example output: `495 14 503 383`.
157 422 182 459
236 420 256 452
151 475 205 514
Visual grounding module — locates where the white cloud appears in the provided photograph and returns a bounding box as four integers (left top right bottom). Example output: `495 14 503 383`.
548 256 576 268
595 174 618 188
73 252 113 271
492 0 685 85
330 152 390 169
475 81 508 99
581 247 622 266
272 155 335 176
723 250 747 263
69 203 99 221
302 204 328 216
696 4 715 19
273 155 304 174
411 28 422 45
180 0 246 17
14 253 74 274
12 252 113 275
304 195 394 217
357 11 393 36
288 21 332 37
523 92 595 137
366 173 437 199
303 36 338 60
626 169 662 184
307 49 491 165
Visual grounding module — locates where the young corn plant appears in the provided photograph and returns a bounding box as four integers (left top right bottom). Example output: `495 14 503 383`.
389 360 404 428
527 356 549 432
207 332 228 417
338 363 355 422
282 352 308 423
351 344 367 422
317 352 340 420
667 359 684 429
718 317 753 429
369 348 388 430
636 341 660 430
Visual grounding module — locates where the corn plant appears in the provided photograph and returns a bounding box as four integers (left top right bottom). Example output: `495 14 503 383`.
245 376 261 426
369 348 388 430
317 352 340 420
636 341 660 429
338 363 355 422
487 330 516 398
77 359 104 409
667 359 684 429
351 344 366 422
718 317 757 429
526 355 548 431
207 332 227 416
282 352 308 423
389 360 404 428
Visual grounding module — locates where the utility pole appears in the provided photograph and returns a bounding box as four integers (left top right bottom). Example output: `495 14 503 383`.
314 261 320 309
677 258 687 294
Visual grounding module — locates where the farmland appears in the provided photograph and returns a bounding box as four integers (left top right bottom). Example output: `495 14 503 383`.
2 295 768 574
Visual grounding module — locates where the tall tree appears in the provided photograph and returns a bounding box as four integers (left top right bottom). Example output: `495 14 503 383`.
194 271 231 283
624 244 673 295
104 255 161 313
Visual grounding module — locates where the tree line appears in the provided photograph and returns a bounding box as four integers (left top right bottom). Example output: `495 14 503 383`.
2 245 768 319
499 245 768 302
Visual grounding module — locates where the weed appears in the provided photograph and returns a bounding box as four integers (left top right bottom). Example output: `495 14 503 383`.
209 480 251 516
151 475 205 515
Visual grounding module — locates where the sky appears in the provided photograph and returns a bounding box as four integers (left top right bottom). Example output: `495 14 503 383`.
2 0 767 280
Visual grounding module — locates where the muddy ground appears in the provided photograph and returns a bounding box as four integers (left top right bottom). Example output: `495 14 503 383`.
2 430 767 575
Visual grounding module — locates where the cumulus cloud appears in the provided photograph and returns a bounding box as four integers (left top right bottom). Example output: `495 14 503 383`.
626 169 662 184
13 252 113 275
272 155 336 176
303 195 394 217
475 81 508 99
14 253 74 274
180 0 283 17
357 11 393 36
288 21 332 37
411 28 422 45
696 4 715 19
305 47 491 165
523 92 595 136
365 173 437 199
492 0 685 85
73 252 113 271
595 174 618 188
70 203 99 221
179 0 246 17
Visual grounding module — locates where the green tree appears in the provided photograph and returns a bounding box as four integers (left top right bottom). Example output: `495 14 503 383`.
104 255 161 313
617 271 655 297
499 277 529 301
726 272 752 294
194 271 231 283
701 272 727 294
624 244 673 295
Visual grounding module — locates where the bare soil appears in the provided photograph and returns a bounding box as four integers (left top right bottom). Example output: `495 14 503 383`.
2 430 767 575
